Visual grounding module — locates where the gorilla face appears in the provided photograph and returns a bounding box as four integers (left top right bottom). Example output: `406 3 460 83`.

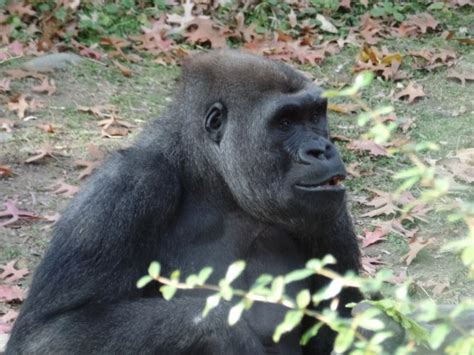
204 82 347 229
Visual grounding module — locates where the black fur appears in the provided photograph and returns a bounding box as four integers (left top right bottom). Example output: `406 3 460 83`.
7 50 362 354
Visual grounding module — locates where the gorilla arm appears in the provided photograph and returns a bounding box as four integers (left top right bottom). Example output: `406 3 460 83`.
6 148 263 354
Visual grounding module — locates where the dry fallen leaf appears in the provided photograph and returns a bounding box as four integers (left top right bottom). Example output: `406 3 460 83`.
359 228 387 248
48 181 80 198
0 119 15 133
347 139 389 157
99 117 135 138
0 200 39 227
7 94 29 119
0 165 14 177
328 103 360 114
394 82 425 103
112 60 132 77
25 144 56 164
0 260 29 283
436 148 474 183
447 70 474 86
0 78 11 92
361 255 385 275
77 104 119 118
36 122 55 133
32 77 56 95
402 237 435 265
185 18 228 48
0 285 25 302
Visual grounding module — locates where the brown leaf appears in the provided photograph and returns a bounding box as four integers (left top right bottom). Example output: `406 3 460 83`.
447 70 474 86
0 119 15 133
387 270 408 285
361 190 399 218
339 0 351 9
0 200 39 227
0 78 11 92
0 285 25 302
0 165 13 177
436 148 474 183
99 117 135 138
328 103 360 114
48 181 79 198
424 280 449 296
5 69 46 80
75 159 102 180
404 13 439 34
77 104 118 118
36 122 55 133
394 82 425 103
0 260 29 283
347 139 389 157
185 18 228 48
233 13 258 43
6 2 36 17
361 255 385 275
455 37 474 45
25 145 56 164
7 94 29 119
402 237 435 265
359 229 387 248
112 60 132 77
31 78 56 95
375 219 418 239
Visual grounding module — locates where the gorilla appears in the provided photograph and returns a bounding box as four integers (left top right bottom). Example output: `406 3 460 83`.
7 50 362 354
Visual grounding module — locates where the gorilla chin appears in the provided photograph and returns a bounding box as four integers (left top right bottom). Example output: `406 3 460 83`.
291 175 347 220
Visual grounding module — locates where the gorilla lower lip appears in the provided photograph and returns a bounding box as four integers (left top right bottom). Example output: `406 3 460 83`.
295 175 346 191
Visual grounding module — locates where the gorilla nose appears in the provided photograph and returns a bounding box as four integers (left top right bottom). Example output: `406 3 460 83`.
298 141 331 164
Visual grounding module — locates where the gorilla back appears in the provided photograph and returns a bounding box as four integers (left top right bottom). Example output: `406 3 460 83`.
7 50 361 355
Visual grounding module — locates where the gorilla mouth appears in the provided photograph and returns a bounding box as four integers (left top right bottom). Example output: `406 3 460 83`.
295 175 345 191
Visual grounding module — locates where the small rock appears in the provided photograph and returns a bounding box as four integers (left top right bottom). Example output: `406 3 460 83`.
22 53 84 72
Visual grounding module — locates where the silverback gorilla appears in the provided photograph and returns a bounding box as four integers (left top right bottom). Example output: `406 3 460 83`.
7 50 362 354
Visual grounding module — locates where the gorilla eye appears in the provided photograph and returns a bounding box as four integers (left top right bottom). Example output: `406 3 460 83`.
205 102 226 143
279 119 292 131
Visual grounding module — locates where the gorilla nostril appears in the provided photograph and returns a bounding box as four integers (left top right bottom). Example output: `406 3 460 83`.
307 148 325 159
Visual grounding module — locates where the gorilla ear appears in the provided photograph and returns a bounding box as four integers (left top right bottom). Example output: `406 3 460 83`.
205 102 227 143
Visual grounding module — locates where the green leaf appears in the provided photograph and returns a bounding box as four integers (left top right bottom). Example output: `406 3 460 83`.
428 324 450 350
225 260 246 284
320 279 343 300
250 274 273 292
197 267 213 285
296 290 311 309
170 270 180 281
136 275 153 288
300 322 323 345
371 7 386 17
393 12 404 22
228 302 245 326
428 2 444 10
148 261 161 279
284 269 314 284
334 328 355 353
219 282 234 301
160 285 177 300
203 294 221 317
269 276 285 301
185 274 199 287
273 310 304 342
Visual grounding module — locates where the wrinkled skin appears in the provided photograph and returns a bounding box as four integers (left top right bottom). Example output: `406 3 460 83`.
7 51 362 355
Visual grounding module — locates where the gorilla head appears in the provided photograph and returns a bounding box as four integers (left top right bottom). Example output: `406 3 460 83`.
174 51 347 229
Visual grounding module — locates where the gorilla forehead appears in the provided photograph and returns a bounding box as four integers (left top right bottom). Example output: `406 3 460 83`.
181 50 309 98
